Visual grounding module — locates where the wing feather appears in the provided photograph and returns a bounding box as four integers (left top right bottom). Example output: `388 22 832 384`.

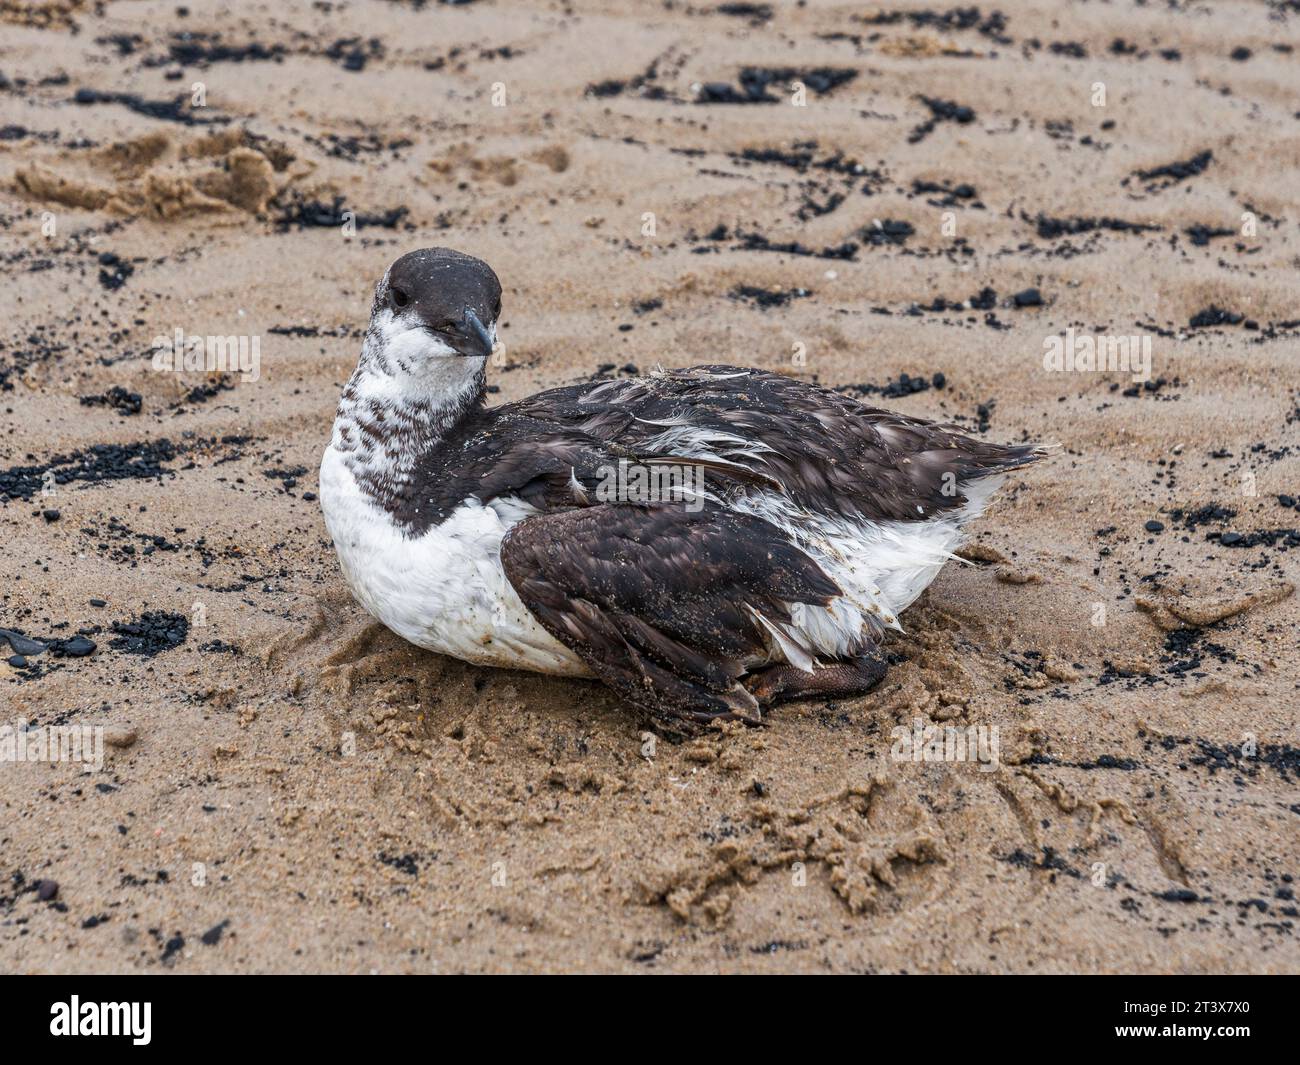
500 503 840 726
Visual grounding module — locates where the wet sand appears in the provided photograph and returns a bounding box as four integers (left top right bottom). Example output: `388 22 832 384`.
0 0 1297 972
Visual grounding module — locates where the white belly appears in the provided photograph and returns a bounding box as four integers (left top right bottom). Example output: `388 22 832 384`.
727 478 1004 666
319 447 591 676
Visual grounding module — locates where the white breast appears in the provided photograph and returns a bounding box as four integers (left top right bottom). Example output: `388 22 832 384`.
319 447 591 676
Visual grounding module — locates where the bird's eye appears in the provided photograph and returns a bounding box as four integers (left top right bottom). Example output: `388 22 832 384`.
390 287 410 309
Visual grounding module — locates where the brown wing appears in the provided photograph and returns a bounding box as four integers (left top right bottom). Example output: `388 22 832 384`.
391 411 779 535
396 366 1040 535
511 365 1043 523
500 503 841 727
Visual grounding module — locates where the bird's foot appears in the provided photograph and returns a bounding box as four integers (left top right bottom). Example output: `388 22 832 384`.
742 654 888 706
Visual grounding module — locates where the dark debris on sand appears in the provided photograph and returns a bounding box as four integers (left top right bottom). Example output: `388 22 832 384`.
273 194 409 231
108 611 190 657
857 7 1012 45
0 440 179 502
911 179 982 208
72 87 228 126
716 3 774 23
1126 149 1213 191
909 96 976 144
696 224 859 261
695 66 857 104
729 285 812 309
96 252 134 290
1030 214 1161 240
158 33 287 68
837 371 946 400
861 219 915 246
1186 224 1236 246
1 626 98 680
324 37 386 73
1188 306 1244 329
80 386 143 417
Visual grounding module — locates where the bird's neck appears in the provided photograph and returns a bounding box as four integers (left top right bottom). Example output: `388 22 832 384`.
330 330 486 514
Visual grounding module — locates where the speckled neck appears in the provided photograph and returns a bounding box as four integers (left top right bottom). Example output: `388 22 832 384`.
330 327 486 518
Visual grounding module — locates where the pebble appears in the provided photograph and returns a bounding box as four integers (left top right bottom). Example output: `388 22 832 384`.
201 919 230 946
35 879 59 901
0 628 47 656
1144 520 1165 533
52 635 96 657
995 564 1043 584
104 725 138 748
7 654 27 668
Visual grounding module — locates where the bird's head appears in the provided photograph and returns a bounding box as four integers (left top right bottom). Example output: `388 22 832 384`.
366 247 503 367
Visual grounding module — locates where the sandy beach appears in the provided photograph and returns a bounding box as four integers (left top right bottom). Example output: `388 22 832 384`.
1 0 1297 973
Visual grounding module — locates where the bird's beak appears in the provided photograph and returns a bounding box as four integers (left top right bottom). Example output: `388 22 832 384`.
448 309 495 358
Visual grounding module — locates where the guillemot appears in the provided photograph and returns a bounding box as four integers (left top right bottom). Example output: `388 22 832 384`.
319 248 1043 728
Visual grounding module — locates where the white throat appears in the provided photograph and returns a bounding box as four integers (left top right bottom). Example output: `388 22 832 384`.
329 309 486 501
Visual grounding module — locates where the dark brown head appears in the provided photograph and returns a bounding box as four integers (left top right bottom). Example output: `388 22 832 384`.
372 247 502 359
